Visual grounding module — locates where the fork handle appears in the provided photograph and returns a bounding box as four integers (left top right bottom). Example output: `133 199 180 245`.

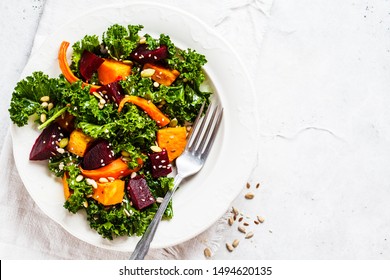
129 174 183 260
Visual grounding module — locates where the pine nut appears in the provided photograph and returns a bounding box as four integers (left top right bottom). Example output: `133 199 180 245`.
76 175 84 182
86 178 98 189
141 68 155 78
40 96 50 102
40 113 47 123
99 177 109 183
150 145 162 152
139 37 147 44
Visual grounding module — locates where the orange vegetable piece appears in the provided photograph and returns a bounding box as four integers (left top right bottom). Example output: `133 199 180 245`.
97 59 131 85
143 63 180 86
66 129 94 157
62 173 71 200
80 158 143 181
118 96 170 127
58 41 100 92
92 179 125 206
157 126 187 162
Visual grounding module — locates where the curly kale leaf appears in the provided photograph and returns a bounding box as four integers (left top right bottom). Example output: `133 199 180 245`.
48 151 81 177
85 174 173 240
77 104 157 168
102 24 143 59
62 161 93 214
71 34 101 74
86 199 157 239
60 81 118 124
160 34 207 86
9 72 67 127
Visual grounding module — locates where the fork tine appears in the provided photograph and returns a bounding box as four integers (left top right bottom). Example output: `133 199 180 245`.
195 105 219 156
186 102 205 148
200 107 223 160
187 103 212 151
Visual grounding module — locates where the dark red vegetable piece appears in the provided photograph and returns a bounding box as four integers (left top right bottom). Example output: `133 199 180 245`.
82 139 115 170
148 148 172 178
130 45 168 65
97 81 125 105
79 50 104 81
127 175 155 210
29 123 67 160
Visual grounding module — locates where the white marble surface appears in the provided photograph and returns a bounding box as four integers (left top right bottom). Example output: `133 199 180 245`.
1 0 390 260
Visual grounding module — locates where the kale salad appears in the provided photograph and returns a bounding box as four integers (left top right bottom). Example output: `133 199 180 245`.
9 24 211 239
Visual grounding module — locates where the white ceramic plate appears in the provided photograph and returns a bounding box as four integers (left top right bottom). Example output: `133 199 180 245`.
11 2 258 251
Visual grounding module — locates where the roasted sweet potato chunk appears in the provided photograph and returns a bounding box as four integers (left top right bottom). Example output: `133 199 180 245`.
97 59 131 85
92 179 125 206
66 129 94 157
157 126 187 162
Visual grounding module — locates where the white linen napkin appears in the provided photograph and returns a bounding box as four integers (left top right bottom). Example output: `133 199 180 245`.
0 0 273 259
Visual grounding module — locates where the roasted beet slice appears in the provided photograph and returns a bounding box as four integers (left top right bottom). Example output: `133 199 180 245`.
97 81 124 105
148 148 172 178
130 45 168 65
30 123 67 160
82 139 115 170
127 175 155 210
79 50 104 81
55 112 75 133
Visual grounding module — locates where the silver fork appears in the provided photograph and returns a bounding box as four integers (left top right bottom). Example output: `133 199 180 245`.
130 102 223 260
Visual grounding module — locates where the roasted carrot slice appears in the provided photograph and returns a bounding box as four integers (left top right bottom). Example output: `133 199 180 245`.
62 173 71 200
80 158 143 180
58 41 100 92
143 63 180 86
118 96 170 127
